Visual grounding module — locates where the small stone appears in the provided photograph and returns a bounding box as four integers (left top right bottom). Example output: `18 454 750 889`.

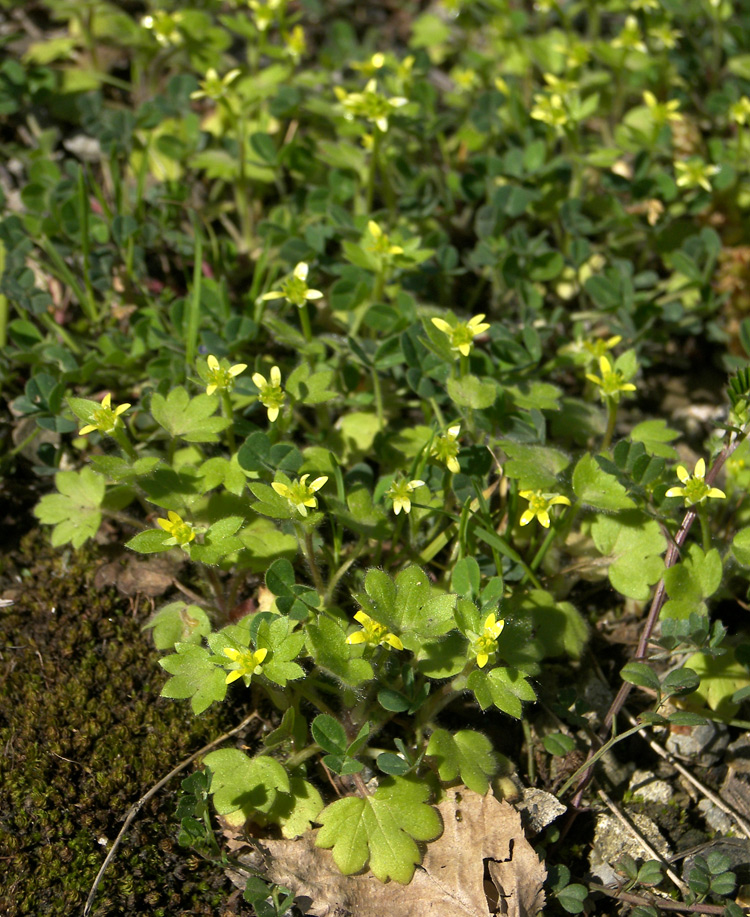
590 812 671 884
697 799 734 834
517 787 567 834
665 720 730 767
628 769 674 805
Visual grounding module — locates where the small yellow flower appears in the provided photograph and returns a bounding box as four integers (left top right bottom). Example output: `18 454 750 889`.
643 91 683 126
730 97 750 126
386 479 426 515
248 0 281 32
223 646 268 685
583 335 622 363
204 354 247 396
431 314 490 358
351 52 386 77
648 23 682 50
156 510 197 547
334 79 408 132
586 355 637 402
252 365 284 422
366 220 403 257
346 611 403 650
674 159 719 193
471 614 505 669
190 68 241 102
272 474 328 516
79 393 131 436
530 92 569 132
519 491 571 528
665 458 726 507
141 10 183 46
261 262 324 307
432 424 461 474
612 16 647 52
283 25 306 61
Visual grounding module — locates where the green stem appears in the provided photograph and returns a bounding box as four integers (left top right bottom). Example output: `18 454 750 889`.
602 397 618 451
366 128 381 213
529 518 562 573
557 721 647 799
185 226 203 370
220 391 236 453
112 427 137 462
371 365 384 430
298 301 312 343
698 508 712 554
77 167 98 323
302 528 325 599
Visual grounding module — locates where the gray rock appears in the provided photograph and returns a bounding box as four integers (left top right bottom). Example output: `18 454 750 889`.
517 787 567 834
665 719 730 766
590 812 671 885
628 768 674 805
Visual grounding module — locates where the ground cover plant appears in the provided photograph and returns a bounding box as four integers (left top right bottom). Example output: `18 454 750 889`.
4 0 750 913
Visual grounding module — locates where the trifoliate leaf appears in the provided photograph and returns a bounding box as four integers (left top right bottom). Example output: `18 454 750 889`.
159 643 227 714
198 454 247 495
525 589 589 660
500 440 570 491
305 615 374 686
425 729 498 795
286 363 337 404
315 776 442 883
33 467 106 548
572 454 635 511
203 748 290 821
590 511 666 600
467 667 537 718
143 601 211 650
150 386 230 442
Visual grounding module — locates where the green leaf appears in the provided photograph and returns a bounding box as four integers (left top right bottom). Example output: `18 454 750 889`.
33 467 106 548
683 648 750 718
248 481 294 519
255 616 305 687
143 601 211 650
620 662 660 692
305 616 374 686
557 883 588 914
311 714 347 754
425 729 498 794
159 643 227 715
266 558 296 596
198 455 247 495
505 380 561 411
543 733 576 757
286 363 337 405
662 545 723 619
572 454 635 511
590 512 666 601
500 440 570 491
150 387 230 442
238 518 298 571
315 776 442 883
733 527 750 565
467 667 536 718
125 529 172 554
203 748 290 820
451 557 480 599
629 419 680 460
526 589 589 660
267 776 324 839
446 375 496 410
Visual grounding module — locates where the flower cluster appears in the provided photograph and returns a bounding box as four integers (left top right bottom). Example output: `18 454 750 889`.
79 393 131 436
346 611 403 650
519 491 571 528
431 314 490 358
665 458 725 508
261 262 323 308
204 354 247 396
674 159 719 192
252 366 285 422
272 475 328 516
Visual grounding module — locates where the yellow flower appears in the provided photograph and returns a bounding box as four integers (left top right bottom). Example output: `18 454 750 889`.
731 97 750 126
674 159 719 193
140 11 183 46
432 424 461 474
156 511 196 547
272 474 328 516
346 611 403 650
643 91 683 125
351 52 386 77
223 646 268 685
248 0 281 32
530 92 569 132
334 78 408 132
386 479 426 515
79 393 131 436
519 491 571 528
586 355 637 402
665 458 726 507
471 614 505 668
431 314 490 357
611 16 647 52
190 68 241 102
283 25 306 61
366 220 403 257
252 365 284 422
261 262 323 307
204 354 247 396
583 335 622 363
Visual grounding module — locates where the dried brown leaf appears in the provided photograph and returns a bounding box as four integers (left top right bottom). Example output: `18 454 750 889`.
229 788 546 917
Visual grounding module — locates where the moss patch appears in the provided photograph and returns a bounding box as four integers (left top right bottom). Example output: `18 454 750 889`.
0 530 251 916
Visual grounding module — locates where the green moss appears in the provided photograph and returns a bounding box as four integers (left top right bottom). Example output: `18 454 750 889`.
0 530 250 916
